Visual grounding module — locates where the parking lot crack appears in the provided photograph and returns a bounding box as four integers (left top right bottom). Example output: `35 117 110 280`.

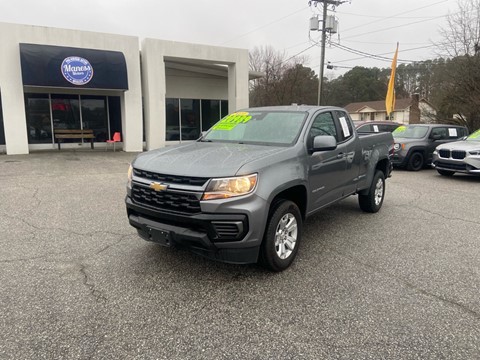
412 205 479 226
329 248 480 321
392 204 479 226
94 235 130 256
79 264 107 303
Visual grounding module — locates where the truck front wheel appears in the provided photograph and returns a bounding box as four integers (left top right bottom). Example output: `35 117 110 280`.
358 170 385 213
260 200 302 272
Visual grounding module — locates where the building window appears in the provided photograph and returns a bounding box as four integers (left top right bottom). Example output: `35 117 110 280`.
166 98 227 141
201 100 220 131
181 99 200 140
221 100 228 118
81 95 108 142
25 94 52 144
24 93 120 145
166 98 180 140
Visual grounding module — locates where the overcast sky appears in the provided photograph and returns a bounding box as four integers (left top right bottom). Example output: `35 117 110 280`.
0 0 457 77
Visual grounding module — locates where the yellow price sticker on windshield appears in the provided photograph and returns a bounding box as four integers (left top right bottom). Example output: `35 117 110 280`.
212 112 252 131
468 129 480 139
393 125 407 133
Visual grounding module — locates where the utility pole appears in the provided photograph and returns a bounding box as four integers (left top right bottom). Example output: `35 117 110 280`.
309 0 347 105
317 2 328 105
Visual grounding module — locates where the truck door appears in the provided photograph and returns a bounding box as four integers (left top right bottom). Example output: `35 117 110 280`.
333 110 361 196
307 111 348 211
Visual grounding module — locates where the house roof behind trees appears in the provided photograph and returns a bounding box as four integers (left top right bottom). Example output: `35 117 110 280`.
344 99 413 113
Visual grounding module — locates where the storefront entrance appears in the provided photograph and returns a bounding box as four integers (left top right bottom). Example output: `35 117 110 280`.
25 93 121 145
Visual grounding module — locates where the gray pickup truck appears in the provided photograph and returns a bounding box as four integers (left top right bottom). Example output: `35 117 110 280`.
126 106 393 271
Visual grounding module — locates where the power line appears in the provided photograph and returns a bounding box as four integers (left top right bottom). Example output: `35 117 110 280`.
340 0 449 34
341 14 447 41
330 42 435 63
220 6 309 45
277 1 450 69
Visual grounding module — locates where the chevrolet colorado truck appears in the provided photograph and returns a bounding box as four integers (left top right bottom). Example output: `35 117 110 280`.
126 106 393 271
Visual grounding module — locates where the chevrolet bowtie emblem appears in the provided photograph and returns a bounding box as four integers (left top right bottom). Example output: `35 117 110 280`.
149 182 168 192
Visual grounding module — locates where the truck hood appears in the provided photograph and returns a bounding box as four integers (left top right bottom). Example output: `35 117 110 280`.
132 141 285 178
392 137 424 144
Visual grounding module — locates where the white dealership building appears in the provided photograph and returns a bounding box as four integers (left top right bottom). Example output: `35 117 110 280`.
0 22 252 155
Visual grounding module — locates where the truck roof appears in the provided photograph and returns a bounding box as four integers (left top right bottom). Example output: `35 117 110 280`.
240 105 344 113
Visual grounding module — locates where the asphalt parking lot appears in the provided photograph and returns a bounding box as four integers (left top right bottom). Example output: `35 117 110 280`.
1 150 479 359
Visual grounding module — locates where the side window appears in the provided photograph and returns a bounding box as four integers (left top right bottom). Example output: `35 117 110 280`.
309 112 337 143
356 124 371 133
334 111 354 142
447 127 462 139
431 127 448 140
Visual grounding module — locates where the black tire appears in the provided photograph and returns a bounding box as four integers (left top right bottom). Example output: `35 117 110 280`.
437 169 455 176
358 170 385 213
406 152 424 171
260 200 302 272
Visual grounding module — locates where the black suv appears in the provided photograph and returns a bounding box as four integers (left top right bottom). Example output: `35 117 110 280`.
354 121 401 133
392 124 468 171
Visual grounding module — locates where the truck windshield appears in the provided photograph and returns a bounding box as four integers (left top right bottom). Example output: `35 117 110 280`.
393 126 429 139
203 111 307 146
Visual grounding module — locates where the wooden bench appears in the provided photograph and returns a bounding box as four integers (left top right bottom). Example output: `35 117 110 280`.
54 129 95 150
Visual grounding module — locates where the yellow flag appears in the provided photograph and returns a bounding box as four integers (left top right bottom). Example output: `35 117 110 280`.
386 43 399 117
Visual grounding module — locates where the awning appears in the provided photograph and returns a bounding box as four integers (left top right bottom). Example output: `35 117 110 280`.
19 43 128 90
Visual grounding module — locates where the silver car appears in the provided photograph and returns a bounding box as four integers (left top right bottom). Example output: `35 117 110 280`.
432 129 480 176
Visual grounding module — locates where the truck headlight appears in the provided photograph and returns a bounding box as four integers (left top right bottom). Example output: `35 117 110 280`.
127 164 133 189
202 174 257 200
394 143 401 151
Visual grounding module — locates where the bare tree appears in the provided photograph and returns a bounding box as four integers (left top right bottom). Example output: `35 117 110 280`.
437 0 480 57
249 46 312 106
433 0 480 131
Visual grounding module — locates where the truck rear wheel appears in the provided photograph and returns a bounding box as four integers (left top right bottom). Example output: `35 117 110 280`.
260 200 302 272
358 170 385 213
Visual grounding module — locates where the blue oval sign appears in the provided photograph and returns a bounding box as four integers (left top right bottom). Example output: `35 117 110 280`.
61 56 93 85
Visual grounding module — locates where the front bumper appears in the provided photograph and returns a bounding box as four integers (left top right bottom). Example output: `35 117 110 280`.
392 152 407 167
432 154 480 174
126 195 266 264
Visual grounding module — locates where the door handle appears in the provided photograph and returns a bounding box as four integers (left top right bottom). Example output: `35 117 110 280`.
337 153 344 159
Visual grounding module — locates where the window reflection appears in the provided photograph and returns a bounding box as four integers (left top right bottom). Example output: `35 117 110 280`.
24 93 121 145
180 99 200 140
25 94 52 144
81 96 108 142
51 94 81 131
201 100 220 131
166 98 180 140
166 98 227 141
